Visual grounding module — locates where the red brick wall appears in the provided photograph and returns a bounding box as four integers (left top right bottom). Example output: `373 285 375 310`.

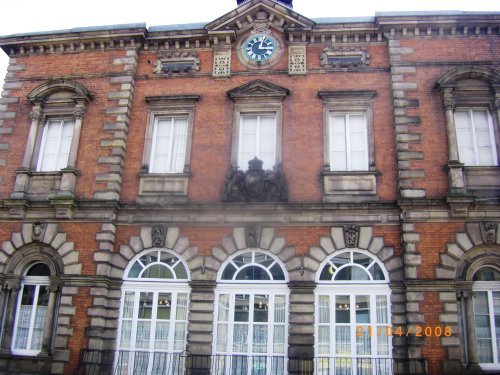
420 291 446 375
416 222 465 279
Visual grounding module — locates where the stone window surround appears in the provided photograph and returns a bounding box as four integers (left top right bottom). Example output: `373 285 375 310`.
228 81 289 170
139 95 199 201
436 66 500 197
318 90 378 202
0 246 64 359
11 80 92 201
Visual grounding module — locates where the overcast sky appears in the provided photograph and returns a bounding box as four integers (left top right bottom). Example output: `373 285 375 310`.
0 0 499 86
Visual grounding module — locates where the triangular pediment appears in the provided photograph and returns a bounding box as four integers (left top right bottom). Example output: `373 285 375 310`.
227 79 290 100
206 0 315 35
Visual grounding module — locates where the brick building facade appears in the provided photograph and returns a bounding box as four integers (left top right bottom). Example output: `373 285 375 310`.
0 1 498 374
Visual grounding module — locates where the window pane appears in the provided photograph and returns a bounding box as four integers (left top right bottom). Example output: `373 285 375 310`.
233 324 248 352
356 328 371 355
234 295 249 322
356 296 370 323
254 295 269 323
142 264 173 279
218 294 230 322
157 293 171 319
14 285 37 350
154 321 169 350
274 295 286 323
318 326 330 355
135 321 151 349
318 295 331 325
253 325 268 353
138 292 153 319
176 293 188 320
455 111 475 165
376 296 388 323
335 326 350 355
273 325 286 353
216 323 228 352
26 263 51 277
120 320 132 348
171 118 188 172
336 296 350 323
174 322 186 350
235 266 270 281
474 292 490 315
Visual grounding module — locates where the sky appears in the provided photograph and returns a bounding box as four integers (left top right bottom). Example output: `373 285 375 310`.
0 0 499 86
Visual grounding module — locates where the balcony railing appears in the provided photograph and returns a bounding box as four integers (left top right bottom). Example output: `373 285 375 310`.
79 350 427 375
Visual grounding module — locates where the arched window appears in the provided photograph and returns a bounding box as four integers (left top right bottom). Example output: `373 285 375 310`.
315 250 392 374
214 250 288 375
11 263 51 355
116 249 190 374
472 266 500 370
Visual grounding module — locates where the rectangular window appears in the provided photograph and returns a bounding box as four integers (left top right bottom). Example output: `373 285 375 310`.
329 113 368 171
455 109 498 166
150 116 188 173
36 119 75 172
238 114 277 170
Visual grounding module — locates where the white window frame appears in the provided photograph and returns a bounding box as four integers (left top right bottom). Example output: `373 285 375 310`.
237 113 277 171
11 275 50 356
315 250 392 375
36 118 75 172
213 250 289 375
472 280 500 370
116 249 191 373
149 116 189 174
454 108 498 167
328 112 369 171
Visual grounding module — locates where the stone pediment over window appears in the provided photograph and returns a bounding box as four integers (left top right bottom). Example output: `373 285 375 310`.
227 79 289 101
205 0 314 35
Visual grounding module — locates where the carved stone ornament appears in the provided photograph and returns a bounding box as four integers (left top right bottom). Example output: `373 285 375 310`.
73 107 85 120
32 222 47 242
320 47 370 68
343 225 360 248
222 158 288 202
152 225 167 248
153 52 200 74
246 226 260 248
481 222 497 244
251 21 272 36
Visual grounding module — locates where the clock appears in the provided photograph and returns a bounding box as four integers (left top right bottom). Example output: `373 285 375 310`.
244 35 275 62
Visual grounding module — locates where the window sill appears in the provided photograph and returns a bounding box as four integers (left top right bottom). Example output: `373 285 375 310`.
322 170 379 202
138 173 189 203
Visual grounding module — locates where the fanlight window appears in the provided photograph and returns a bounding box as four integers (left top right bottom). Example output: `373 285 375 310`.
318 250 387 282
219 250 286 282
126 249 188 280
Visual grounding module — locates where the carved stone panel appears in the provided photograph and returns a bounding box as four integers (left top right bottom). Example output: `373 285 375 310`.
343 225 360 248
32 222 46 242
222 158 288 202
153 52 200 74
152 225 167 248
213 49 231 78
320 47 370 68
481 222 497 244
288 45 307 75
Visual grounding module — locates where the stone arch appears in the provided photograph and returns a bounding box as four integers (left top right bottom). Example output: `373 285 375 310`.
306 226 403 282
204 227 295 281
110 225 199 280
436 222 500 280
27 79 93 103
0 222 80 275
436 66 500 88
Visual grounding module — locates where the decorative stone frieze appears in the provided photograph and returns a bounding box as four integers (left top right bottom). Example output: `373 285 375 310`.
343 224 360 248
153 52 200 74
221 158 288 202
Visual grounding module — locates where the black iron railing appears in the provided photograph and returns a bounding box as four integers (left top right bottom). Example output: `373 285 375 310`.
79 350 427 375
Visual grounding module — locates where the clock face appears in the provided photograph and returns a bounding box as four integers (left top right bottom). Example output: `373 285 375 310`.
244 35 275 61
